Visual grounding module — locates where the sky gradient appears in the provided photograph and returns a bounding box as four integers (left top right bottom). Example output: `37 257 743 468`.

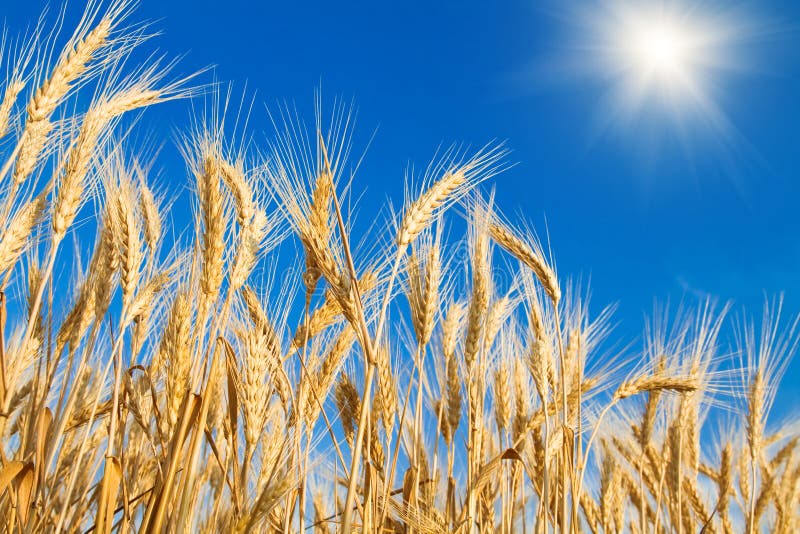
6 1 800 407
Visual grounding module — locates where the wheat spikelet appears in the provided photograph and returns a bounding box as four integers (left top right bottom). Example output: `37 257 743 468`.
14 16 112 184
311 492 332 534
292 269 377 349
442 301 464 359
746 370 765 467
231 209 269 291
490 221 560 303
683 475 711 526
91 216 119 317
111 175 142 308
493 361 511 432
309 168 333 241
303 325 356 426
396 146 505 248
320 326 356 386
512 359 531 449
375 344 397 432
420 242 441 346
612 475 628 533
666 421 685 522
0 194 46 274
240 468 295 531
614 374 700 402
218 156 254 226
302 168 334 299
237 289 287 407
717 441 733 532
57 273 98 355
527 292 547 344
51 109 95 237
198 152 227 312
484 296 510 353
637 357 666 448
138 174 162 251
127 269 170 325
57 215 118 355
527 337 552 404
769 437 798 476
159 291 192 433
464 221 490 370
749 470 776 532
738 441 751 509
335 373 361 446
580 491 601 533
329 269 379 338
406 250 424 332
599 447 617 532
53 90 165 238
397 168 466 247
445 342 462 445
293 299 340 349
299 220 341 293
240 327 274 446
331 274 361 330
612 436 661 499
682 396 701 477
776 462 800 532
30 18 112 122
369 404 386 469
0 79 25 138
619 468 657 526
241 285 270 329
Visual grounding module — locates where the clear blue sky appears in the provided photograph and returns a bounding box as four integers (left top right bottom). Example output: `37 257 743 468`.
6 1 800 406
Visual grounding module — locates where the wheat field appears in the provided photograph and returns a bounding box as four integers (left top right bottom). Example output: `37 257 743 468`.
0 2 797 532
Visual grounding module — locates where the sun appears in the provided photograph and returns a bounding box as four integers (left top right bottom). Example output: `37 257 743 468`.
632 22 687 76
545 0 762 179
563 0 748 126
616 11 703 95
609 8 709 101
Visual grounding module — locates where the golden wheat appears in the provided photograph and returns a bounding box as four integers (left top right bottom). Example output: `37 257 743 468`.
0 3 795 533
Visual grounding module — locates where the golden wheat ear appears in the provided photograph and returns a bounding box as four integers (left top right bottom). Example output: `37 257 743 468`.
11 0 135 186
396 143 508 248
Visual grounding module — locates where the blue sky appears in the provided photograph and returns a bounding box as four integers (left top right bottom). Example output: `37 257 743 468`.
6 1 800 405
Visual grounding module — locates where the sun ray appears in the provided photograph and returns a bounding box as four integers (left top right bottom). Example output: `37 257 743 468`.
562 0 756 135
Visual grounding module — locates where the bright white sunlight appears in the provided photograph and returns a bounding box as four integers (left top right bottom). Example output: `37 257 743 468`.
630 21 688 78
570 0 746 132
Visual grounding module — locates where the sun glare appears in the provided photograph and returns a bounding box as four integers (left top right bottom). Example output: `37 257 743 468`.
612 9 705 97
632 22 687 76
566 1 748 128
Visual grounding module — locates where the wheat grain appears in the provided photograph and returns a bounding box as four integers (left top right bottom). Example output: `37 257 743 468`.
615 374 700 401
198 152 227 312
375 344 397 432
490 221 560 304
139 175 162 251
160 291 192 433
0 79 24 138
14 17 112 184
464 221 490 370
493 361 511 432
397 168 466 247
0 194 46 274
335 373 361 446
